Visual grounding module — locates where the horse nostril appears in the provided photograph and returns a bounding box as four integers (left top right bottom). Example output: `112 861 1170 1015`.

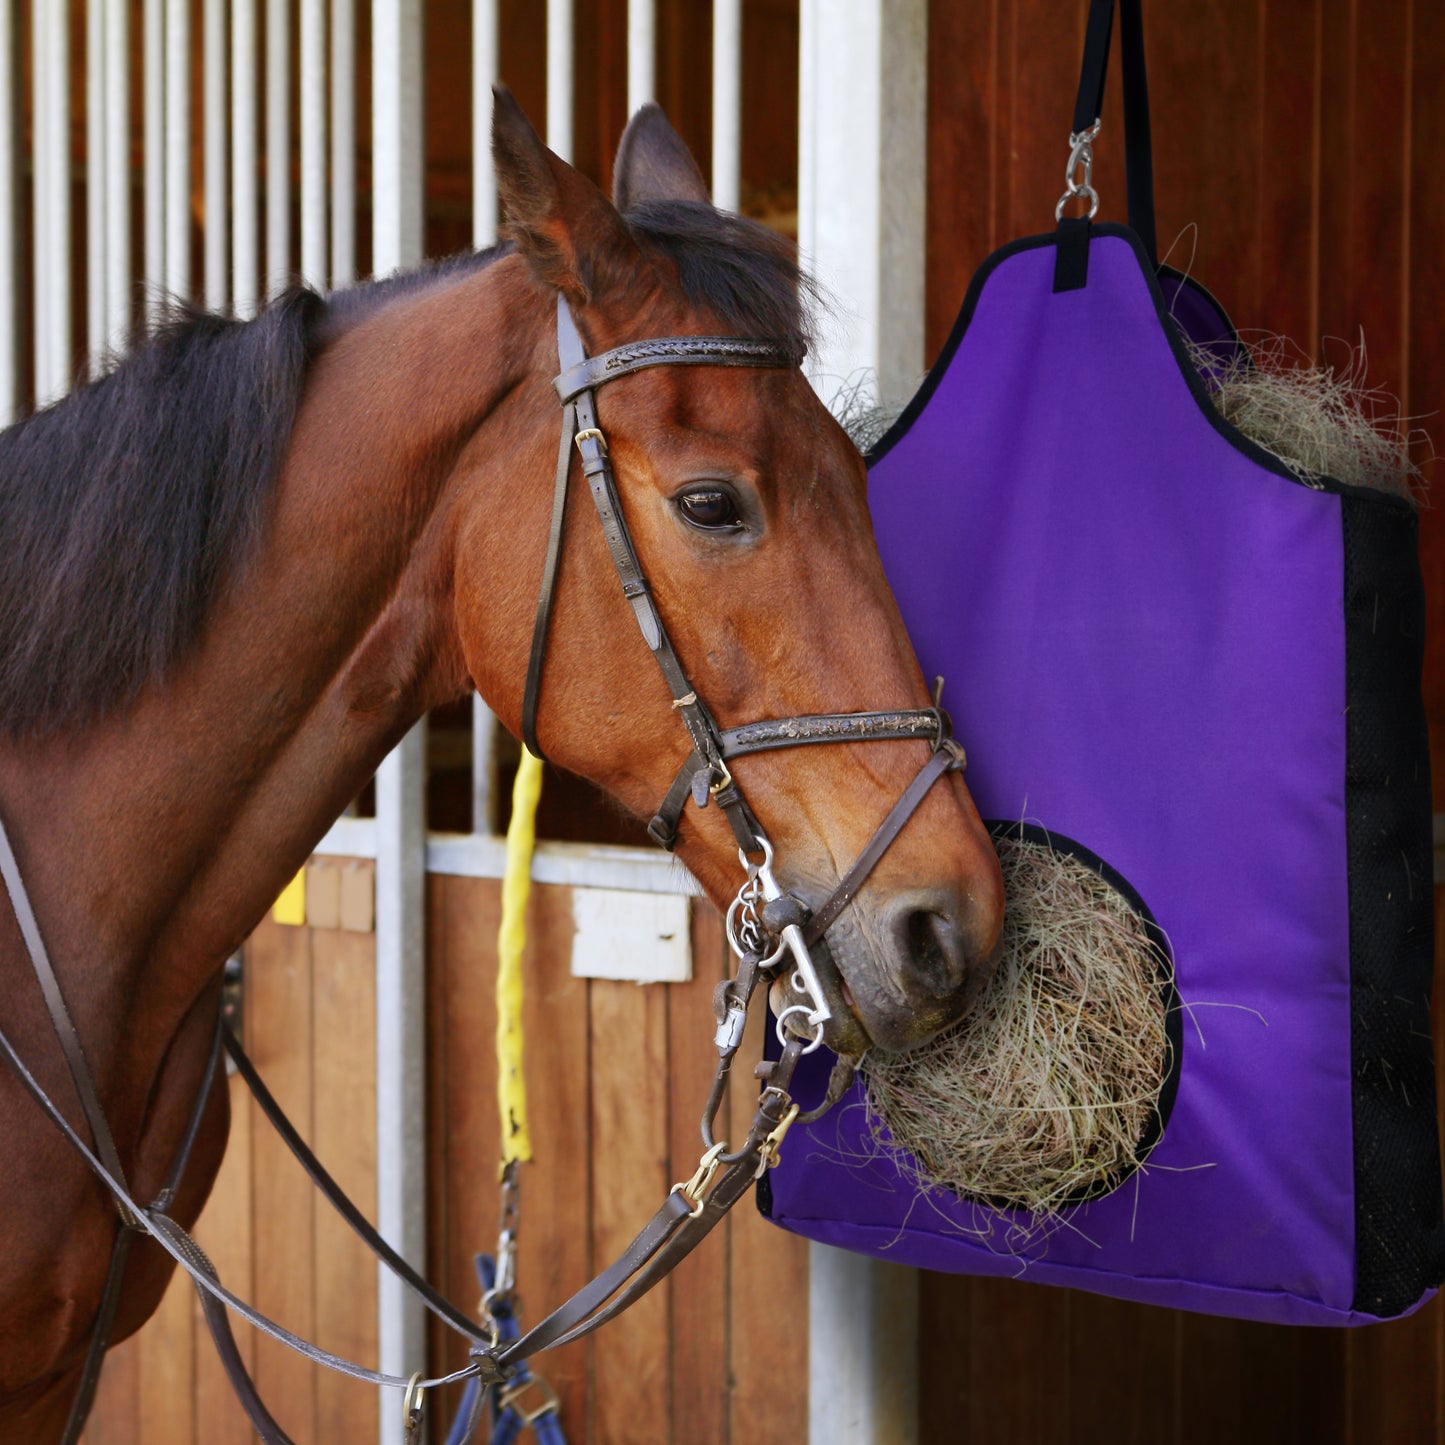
895 897 970 997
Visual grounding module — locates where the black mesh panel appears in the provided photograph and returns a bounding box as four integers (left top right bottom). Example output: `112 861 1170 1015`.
1343 492 1445 1316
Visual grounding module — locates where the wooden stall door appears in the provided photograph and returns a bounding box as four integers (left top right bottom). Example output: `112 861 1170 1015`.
426 876 810 1445
83 861 381 1444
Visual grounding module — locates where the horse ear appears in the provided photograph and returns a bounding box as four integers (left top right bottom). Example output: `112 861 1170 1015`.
491 85 636 301
612 103 711 212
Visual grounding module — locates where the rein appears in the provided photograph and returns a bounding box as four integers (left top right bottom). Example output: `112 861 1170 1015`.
0 295 968 1444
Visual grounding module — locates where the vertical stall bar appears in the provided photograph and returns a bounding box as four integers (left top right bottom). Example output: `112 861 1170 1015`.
86 0 107 370
232 0 259 316
545 0 572 162
711 0 741 212
372 5 426 1439
472 0 500 814
330 0 355 288
472 0 498 249
33 0 70 407
0 0 16 423
164 0 190 301
143 0 165 317
31 0 45 397
627 0 654 116
798 2 927 1441
299 0 326 290
104 0 131 355
204 0 229 312
372 0 422 276
266 0 290 297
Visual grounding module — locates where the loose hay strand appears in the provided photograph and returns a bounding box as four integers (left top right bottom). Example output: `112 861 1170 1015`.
863 835 1172 1220
1185 330 1430 503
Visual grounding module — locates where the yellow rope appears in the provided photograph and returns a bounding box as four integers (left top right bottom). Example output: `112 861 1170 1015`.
496 748 543 1166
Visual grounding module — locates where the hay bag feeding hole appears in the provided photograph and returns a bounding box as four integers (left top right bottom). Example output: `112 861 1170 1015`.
862 824 1179 1218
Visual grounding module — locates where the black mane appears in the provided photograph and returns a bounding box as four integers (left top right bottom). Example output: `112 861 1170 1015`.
0 207 813 739
0 290 324 737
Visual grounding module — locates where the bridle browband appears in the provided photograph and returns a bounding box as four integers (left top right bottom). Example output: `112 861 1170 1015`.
0 294 975 1445
525 295 966 1044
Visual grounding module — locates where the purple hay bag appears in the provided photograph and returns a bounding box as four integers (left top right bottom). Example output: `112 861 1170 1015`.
759 226 1440 1326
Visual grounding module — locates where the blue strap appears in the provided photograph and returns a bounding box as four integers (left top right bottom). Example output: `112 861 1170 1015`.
443 1257 569 1445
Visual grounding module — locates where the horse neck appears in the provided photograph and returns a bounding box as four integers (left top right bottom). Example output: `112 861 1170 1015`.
0 259 549 1119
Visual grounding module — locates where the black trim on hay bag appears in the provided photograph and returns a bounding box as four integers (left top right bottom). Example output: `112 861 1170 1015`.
1342 492 1445 1315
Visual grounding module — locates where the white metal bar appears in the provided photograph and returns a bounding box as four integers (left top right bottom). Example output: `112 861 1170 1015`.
469 701 497 835
798 0 926 410
299 0 325 290
472 0 498 248
204 0 228 311
144 0 165 317
373 729 428 1445
34 0 70 406
372 0 423 276
809 1253 919 1445
330 0 355 286
545 0 572 162
711 0 741 211
86 0 107 369
371 6 427 1437
165 0 190 300
232 0 258 316
470 0 501 796
312 819 706 897
799 5 927 1440
0 0 16 422
627 0 655 116
104 0 130 353
266 0 290 296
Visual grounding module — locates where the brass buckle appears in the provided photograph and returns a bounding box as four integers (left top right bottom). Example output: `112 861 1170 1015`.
499 1374 561 1425
756 1103 801 1172
670 1141 726 1219
708 759 734 797
574 426 607 455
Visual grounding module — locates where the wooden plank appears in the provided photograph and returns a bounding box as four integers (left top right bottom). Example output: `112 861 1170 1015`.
1066 1293 1177 1445
1348 1305 1440 1444
667 901 731 1445
925 0 999 361
310 910 379 1442
135 1260 195 1444
517 883 592 1439
427 873 500 1427
191 1071 259 1445
918 1272 974 1444
1407 0 1445 805
1002 0 1086 245
246 917 316 1442
82 1331 140 1442
590 974 672 1445
726 991 808 1445
1255 0 1320 349
966 1275 1071 1442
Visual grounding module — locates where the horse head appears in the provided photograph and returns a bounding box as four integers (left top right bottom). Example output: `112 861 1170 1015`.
457 94 1003 1055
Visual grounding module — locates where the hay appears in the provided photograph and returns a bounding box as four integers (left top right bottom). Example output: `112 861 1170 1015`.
1186 331 1428 504
862 833 1172 1217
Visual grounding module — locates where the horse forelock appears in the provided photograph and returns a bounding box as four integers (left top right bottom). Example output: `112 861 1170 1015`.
624 200 820 360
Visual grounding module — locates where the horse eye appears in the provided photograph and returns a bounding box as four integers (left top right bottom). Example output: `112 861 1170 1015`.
676 487 742 531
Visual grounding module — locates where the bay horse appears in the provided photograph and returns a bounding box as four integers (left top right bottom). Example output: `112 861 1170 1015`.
0 94 1002 1438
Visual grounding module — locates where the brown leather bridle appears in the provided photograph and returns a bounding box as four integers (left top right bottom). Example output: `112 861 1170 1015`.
0 296 971 1444
529 295 967 1048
